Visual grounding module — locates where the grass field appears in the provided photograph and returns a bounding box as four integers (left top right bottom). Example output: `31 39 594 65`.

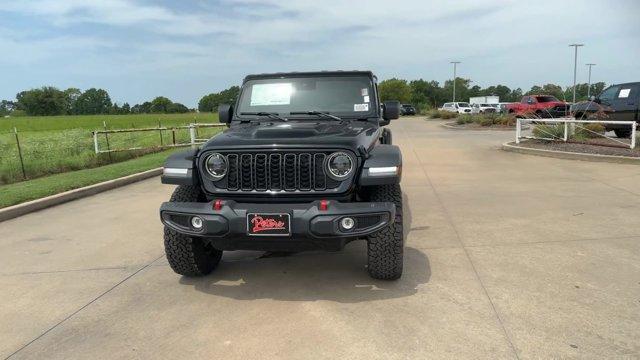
0 149 179 208
0 113 221 185
0 112 218 133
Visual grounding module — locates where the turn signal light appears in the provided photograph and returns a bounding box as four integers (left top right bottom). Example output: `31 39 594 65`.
319 200 329 211
213 199 223 211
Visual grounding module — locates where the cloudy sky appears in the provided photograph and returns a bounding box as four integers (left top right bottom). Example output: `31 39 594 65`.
1 0 639 106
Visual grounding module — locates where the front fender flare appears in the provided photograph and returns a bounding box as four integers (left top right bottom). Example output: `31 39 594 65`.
161 149 199 186
358 145 402 186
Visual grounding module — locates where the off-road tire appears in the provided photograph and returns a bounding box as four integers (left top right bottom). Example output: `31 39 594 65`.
164 185 222 276
363 184 404 280
614 129 631 138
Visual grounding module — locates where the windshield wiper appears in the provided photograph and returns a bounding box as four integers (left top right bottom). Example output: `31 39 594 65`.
240 112 287 122
289 111 342 121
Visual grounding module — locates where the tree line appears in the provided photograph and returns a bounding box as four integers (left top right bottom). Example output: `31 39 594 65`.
378 78 607 109
0 87 192 116
1 79 608 117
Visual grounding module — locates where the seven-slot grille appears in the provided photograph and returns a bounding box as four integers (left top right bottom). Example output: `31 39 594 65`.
220 152 340 192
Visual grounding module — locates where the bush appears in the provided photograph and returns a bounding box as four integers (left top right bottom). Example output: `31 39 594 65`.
574 123 605 139
454 113 516 126
532 124 566 139
428 109 458 119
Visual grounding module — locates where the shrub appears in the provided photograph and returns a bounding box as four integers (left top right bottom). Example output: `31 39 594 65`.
532 124 565 139
574 123 605 139
428 109 457 119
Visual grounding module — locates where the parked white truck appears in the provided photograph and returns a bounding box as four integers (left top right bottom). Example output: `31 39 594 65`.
469 96 499 105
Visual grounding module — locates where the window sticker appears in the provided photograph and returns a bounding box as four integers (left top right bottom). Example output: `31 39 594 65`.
363 95 370 103
354 103 369 112
250 83 293 106
618 88 631 98
361 88 368 96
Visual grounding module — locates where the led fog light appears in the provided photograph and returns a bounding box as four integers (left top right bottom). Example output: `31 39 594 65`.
340 217 355 231
191 216 204 230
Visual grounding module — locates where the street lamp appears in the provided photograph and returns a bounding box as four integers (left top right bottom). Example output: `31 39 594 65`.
569 44 584 103
450 61 461 102
586 63 596 98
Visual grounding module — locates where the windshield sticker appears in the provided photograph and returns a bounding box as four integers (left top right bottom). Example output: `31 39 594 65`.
363 95 370 103
361 88 368 96
354 103 369 112
619 88 631 98
250 83 293 106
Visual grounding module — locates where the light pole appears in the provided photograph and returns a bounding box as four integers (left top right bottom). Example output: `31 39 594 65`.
586 63 596 98
569 44 584 103
450 61 460 102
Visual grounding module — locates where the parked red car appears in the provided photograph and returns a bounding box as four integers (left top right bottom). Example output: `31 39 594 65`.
506 95 570 118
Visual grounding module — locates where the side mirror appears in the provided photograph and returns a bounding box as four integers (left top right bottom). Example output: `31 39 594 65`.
218 104 233 125
383 101 400 121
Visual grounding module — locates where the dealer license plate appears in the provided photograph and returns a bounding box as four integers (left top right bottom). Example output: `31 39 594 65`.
247 213 291 236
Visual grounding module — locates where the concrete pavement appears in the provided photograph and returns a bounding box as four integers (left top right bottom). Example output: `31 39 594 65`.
1 118 639 359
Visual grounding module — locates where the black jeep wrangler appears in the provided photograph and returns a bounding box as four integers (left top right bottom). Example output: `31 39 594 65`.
159 71 404 280
571 82 639 138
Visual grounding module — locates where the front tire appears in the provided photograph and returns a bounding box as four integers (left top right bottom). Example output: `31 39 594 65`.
362 184 404 280
164 185 222 277
614 129 631 138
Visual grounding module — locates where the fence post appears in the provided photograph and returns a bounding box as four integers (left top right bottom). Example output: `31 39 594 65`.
564 120 568 142
631 123 636 149
14 127 27 180
103 121 113 162
515 119 521 144
93 131 99 153
158 121 164 146
172 128 176 145
189 124 196 147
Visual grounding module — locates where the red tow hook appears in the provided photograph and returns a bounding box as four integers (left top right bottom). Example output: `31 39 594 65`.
319 199 329 211
213 199 224 211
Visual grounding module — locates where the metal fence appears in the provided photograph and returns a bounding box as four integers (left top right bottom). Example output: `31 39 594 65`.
92 123 225 154
516 118 636 149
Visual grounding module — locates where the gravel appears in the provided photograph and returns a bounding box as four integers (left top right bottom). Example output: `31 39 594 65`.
517 139 640 157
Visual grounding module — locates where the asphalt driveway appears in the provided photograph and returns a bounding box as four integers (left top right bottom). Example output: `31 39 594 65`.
1 118 639 359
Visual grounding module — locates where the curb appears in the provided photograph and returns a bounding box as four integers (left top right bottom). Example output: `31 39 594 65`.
501 142 640 164
442 122 522 131
0 168 163 223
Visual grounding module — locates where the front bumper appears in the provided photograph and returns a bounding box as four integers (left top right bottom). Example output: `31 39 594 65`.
160 200 395 250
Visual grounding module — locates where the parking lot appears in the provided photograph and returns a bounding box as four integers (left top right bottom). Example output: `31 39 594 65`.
1 118 639 359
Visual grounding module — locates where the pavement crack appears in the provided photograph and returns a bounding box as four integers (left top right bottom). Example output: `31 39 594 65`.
5 254 164 359
1 266 130 276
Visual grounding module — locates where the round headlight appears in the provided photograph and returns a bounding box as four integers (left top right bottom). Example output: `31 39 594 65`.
326 152 353 179
205 153 227 180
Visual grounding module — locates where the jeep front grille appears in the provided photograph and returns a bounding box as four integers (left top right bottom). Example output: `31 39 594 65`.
219 152 341 192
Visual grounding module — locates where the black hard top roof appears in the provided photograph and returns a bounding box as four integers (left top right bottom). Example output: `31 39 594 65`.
243 70 376 83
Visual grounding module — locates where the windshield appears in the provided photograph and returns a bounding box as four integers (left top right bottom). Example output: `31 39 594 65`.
458 103 470 107
236 76 376 119
535 96 559 103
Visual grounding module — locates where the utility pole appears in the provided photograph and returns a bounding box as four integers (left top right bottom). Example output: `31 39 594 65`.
569 44 584 103
586 63 596 98
450 61 460 102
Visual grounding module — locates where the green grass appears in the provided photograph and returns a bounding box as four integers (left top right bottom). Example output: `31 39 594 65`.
0 113 218 133
0 149 180 208
0 113 222 185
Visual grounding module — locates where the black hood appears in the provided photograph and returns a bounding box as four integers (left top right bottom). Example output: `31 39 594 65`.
201 120 381 152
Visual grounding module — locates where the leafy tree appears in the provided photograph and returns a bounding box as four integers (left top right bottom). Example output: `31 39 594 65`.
0 100 16 116
442 78 472 103
150 96 173 113
75 88 112 114
167 102 189 113
409 79 442 108
378 78 411 103
121 102 131 114
16 87 69 116
198 86 240 112
64 88 82 114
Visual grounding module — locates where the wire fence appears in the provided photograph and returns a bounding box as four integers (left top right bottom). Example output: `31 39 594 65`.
0 122 225 185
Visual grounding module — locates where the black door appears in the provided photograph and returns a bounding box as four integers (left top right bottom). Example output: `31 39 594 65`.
608 84 639 123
